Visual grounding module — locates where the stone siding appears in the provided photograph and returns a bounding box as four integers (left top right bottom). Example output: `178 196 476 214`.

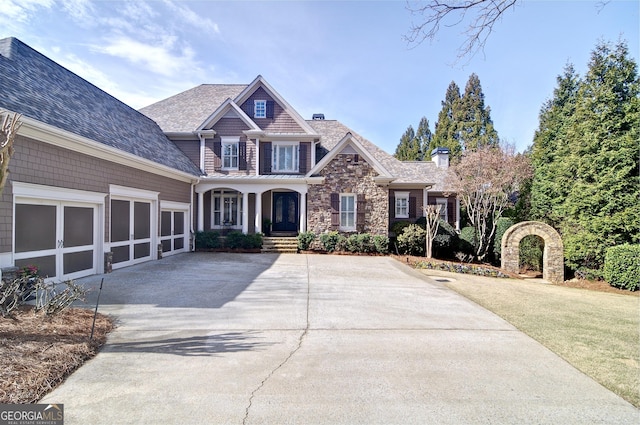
307 154 388 235
501 221 564 284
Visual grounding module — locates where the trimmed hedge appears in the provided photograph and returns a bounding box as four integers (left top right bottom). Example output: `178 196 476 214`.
297 231 316 250
603 244 640 291
397 224 426 256
195 230 262 250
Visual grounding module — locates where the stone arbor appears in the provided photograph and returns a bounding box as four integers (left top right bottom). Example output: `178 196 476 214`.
501 221 564 284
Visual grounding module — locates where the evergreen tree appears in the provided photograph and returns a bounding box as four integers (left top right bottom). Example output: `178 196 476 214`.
414 116 432 160
431 81 462 160
457 73 498 151
561 40 640 271
529 40 640 272
530 64 581 228
394 125 421 160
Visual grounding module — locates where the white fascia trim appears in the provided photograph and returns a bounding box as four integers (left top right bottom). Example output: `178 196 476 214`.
160 200 190 211
12 181 107 204
258 133 318 142
18 116 198 183
198 98 261 132
307 133 393 179
389 183 434 189
110 184 159 200
234 76 319 136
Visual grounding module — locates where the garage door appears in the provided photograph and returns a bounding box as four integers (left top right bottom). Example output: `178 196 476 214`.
160 209 188 256
110 199 153 268
14 201 99 281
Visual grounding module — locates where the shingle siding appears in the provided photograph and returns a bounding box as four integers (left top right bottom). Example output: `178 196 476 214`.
240 87 304 133
0 136 192 253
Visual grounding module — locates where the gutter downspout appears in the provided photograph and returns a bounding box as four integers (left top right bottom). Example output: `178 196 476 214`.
190 179 200 251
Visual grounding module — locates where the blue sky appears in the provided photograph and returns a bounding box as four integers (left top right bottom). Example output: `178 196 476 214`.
1 1 637 155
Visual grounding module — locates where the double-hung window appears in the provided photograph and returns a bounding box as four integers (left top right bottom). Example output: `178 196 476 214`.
340 194 356 231
221 137 239 170
212 190 243 228
254 100 266 118
436 198 448 222
272 142 299 173
395 192 409 218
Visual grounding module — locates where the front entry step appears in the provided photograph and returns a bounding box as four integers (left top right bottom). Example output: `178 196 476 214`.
262 237 298 254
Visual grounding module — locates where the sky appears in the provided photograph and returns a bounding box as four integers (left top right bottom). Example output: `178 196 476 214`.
0 0 637 155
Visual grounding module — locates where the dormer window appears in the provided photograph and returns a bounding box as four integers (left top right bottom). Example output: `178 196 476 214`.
254 100 266 118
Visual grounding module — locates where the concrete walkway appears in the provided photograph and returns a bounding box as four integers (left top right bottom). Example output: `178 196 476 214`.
42 253 639 424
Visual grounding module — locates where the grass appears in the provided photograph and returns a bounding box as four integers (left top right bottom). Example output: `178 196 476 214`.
0 306 113 403
426 270 640 407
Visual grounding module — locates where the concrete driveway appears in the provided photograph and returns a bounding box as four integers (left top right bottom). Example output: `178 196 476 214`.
42 253 638 424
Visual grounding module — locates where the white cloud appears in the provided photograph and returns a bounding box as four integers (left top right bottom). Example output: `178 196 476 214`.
93 35 198 78
163 0 220 35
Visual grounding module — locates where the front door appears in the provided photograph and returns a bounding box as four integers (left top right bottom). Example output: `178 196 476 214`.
272 192 298 232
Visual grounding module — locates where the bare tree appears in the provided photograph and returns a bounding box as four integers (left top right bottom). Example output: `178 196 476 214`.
405 0 519 60
423 204 442 259
0 111 22 196
446 143 531 261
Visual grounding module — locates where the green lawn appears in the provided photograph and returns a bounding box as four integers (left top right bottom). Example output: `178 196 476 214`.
423 271 640 407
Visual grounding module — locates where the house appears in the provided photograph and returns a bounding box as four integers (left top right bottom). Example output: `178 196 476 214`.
0 37 458 281
140 76 459 238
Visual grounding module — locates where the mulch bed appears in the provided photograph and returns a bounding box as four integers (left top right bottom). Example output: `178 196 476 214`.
397 255 638 297
0 306 114 403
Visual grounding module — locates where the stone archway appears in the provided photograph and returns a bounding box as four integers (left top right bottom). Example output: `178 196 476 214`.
501 221 564 284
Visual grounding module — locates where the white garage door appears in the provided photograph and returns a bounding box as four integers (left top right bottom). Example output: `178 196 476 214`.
13 183 104 281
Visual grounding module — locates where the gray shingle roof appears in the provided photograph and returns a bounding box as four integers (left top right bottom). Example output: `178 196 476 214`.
307 119 448 188
139 84 247 132
0 37 201 176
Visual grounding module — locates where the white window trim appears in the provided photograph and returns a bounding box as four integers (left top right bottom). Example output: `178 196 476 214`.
436 198 448 222
254 100 266 118
394 191 410 219
221 137 239 170
339 193 356 232
211 190 243 229
272 141 300 173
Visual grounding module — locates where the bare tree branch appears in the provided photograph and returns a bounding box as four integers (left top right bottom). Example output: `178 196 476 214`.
405 0 519 61
0 111 22 196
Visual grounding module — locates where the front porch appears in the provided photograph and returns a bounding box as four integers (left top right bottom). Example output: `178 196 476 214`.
195 178 318 235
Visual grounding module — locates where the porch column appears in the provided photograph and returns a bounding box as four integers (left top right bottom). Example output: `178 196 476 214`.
455 197 461 231
254 191 262 233
242 192 249 233
197 191 204 232
299 192 307 233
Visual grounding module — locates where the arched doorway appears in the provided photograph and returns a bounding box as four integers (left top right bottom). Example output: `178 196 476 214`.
501 221 564 284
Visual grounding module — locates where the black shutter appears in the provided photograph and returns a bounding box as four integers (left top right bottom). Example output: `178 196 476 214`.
261 142 272 174
266 101 275 118
238 141 247 171
390 195 395 219
357 194 366 231
448 199 455 224
409 196 417 219
299 143 307 174
213 141 222 170
244 102 254 117
330 193 340 229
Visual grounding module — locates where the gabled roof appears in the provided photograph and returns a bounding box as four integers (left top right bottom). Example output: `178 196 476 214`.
140 75 319 137
0 37 201 176
140 84 247 132
308 119 446 188
307 132 393 180
199 98 261 132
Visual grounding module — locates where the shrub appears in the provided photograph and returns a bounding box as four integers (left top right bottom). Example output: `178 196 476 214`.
345 233 376 253
397 224 426 256
195 231 222 249
224 231 262 250
319 231 341 252
519 235 544 272
390 221 412 235
458 226 477 256
603 244 640 291
493 217 514 260
297 231 316 251
373 235 389 254
432 220 458 259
